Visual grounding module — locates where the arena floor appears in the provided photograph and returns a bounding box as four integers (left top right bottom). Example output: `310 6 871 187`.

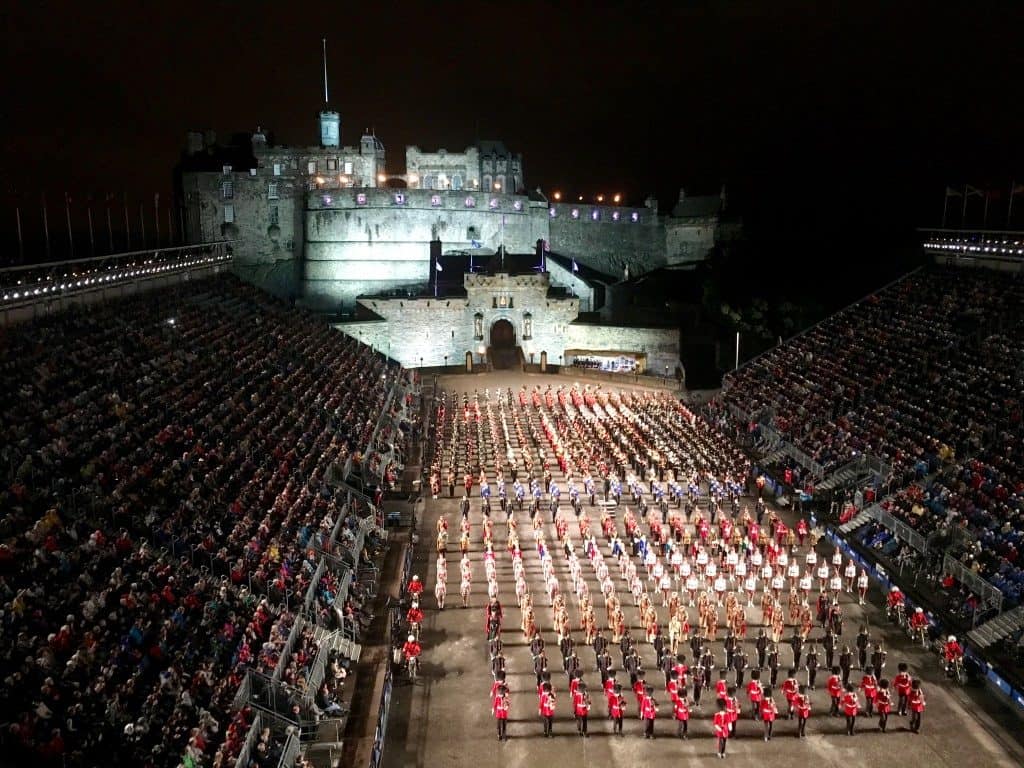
382 372 1024 768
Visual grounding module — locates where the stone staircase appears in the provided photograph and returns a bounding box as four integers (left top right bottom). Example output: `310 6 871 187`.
967 605 1024 649
838 509 874 535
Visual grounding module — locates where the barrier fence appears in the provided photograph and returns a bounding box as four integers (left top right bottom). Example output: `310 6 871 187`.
368 541 415 768
863 504 930 555
222 485 388 766
827 523 1024 712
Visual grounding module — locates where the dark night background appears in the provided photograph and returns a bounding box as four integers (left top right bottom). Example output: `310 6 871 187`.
2 0 1023 305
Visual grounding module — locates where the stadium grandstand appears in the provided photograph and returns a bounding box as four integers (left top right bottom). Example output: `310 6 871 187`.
3 233 1024 768
0 252 418 767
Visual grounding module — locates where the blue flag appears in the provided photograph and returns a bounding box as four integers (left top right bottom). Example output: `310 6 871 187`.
471 239 482 248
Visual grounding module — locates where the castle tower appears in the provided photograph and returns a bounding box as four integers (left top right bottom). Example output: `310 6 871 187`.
318 39 340 147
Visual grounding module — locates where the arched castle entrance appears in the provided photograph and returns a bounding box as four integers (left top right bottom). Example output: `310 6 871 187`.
489 319 518 369
490 319 515 349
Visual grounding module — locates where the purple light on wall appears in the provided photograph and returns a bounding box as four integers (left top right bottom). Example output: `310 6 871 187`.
612 210 621 221
489 198 499 209
323 195 333 206
631 211 640 222
549 207 557 217
513 200 523 211
356 193 367 205
591 209 599 221
571 208 579 219
431 195 442 207
465 196 476 208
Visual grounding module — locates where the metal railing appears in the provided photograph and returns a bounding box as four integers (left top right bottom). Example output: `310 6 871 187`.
233 712 263 768
863 503 930 554
942 553 1005 622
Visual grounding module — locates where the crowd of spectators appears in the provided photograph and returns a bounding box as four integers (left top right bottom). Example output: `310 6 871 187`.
0 274 403 766
717 265 1024 611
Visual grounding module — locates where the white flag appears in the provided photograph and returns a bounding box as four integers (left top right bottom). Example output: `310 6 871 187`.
435 260 443 272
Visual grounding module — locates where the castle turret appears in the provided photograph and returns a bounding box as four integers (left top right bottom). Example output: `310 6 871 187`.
319 39 340 147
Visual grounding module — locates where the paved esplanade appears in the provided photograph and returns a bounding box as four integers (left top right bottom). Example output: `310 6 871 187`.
383 372 1024 768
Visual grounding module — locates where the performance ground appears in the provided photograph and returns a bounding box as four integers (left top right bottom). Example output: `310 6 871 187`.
382 372 1024 768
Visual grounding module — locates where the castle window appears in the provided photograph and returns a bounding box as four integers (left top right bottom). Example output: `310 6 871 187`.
221 181 234 199
269 206 279 225
474 313 484 340
483 174 492 191
523 312 533 340
223 204 234 223
423 175 435 190
344 161 353 175
452 174 463 190
267 182 279 200
290 158 298 170
222 164 232 175
249 168 257 177
273 163 282 176
307 160 317 174
495 174 506 192
327 158 337 171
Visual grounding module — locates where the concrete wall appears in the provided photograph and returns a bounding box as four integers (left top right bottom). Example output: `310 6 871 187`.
548 203 666 278
406 146 479 190
339 272 580 368
565 323 680 376
302 190 550 310
666 216 718 265
185 170 301 298
546 257 597 312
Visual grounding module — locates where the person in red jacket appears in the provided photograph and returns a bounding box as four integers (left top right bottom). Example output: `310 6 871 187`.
713 698 730 758
493 683 510 741
726 686 740 737
794 684 811 738
673 690 690 739
715 670 729 702
747 671 764 720
860 666 878 715
827 666 843 716
841 683 861 735
875 679 892 733
539 681 556 737
760 686 779 741
406 599 424 635
609 683 626 735
908 679 926 733
893 662 912 716
641 685 658 739
574 681 592 737
407 574 424 597
781 669 799 719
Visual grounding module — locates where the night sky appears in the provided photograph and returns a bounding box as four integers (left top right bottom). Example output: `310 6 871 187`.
3 1 1023 257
